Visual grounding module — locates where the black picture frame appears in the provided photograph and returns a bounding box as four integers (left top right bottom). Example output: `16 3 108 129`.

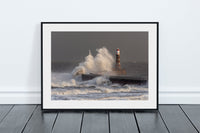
41 22 159 111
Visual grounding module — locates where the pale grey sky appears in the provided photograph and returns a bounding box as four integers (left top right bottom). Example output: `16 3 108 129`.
51 32 148 63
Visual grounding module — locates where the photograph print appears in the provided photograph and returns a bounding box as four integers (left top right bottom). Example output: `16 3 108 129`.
42 22 158 109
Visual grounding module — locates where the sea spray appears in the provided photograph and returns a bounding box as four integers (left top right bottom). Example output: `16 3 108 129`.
72 47 114 76
52 74 111 88
51 72 148 100
52 47 114 88
51 47 148 100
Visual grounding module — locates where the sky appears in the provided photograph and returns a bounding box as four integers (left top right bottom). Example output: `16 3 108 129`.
51 32 148 63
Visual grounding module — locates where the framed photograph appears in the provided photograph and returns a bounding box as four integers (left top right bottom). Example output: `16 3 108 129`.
41 22 158 110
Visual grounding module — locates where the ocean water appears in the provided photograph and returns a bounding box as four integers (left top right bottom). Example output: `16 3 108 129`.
51 61 148 101
51 47 148 100
51 72 148 100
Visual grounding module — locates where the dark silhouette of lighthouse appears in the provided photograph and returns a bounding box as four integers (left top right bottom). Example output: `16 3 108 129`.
114 48 126 75
116 48 121 70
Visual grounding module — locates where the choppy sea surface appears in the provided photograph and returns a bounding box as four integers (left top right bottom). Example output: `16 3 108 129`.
51 62 148 100
51 47 148 100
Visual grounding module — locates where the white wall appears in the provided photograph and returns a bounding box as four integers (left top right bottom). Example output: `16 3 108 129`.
0 0 200 104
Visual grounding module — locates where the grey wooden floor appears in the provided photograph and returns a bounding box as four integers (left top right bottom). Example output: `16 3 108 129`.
0 105 199 133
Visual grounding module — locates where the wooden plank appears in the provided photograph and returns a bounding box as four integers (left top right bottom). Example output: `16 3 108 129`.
52 111 82 133
0 105 13 123
159 105 198 133
23 105 57 133
180 105 200 132
0 105 36 133
135 111 168 133
81 111 109 133
110 111 139 133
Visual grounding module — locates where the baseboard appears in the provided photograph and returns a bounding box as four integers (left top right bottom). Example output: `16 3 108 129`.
0 90 200 104
159 91 200 104
0 91 41 104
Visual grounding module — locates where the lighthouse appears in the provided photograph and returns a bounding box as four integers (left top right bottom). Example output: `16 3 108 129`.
116 48 121 70
113 48 126 75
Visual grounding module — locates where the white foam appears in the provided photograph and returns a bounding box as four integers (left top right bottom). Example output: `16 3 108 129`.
72 47 114 76
51 46 148 100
